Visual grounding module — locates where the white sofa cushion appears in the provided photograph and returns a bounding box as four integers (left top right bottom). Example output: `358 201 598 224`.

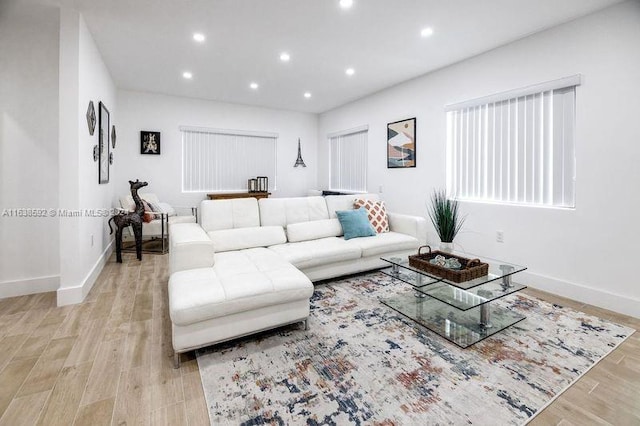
208 226 286 252
325 193 381 218
259 196 329 227
169 223 215 275
169 248 313 326
200 198 260 232
286 218 343 242
344 231 420 257
268 237 361 269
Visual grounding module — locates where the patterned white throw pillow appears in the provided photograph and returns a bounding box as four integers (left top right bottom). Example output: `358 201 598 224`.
354 199 389 233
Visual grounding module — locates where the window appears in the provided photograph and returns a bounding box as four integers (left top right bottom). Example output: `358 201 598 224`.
446 75 580 208
181 126 277 192
329 126 368 192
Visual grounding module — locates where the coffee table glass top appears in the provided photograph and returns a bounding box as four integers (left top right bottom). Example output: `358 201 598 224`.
381 252 526 290
379 267 441 289
381 293 526 348
416 280 526 311
380 266 526 311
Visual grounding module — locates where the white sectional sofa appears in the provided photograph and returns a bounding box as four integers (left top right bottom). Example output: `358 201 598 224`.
168 194 426 366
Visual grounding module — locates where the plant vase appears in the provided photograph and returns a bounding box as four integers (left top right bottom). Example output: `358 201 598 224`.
427 189 466 253
439 242 454 252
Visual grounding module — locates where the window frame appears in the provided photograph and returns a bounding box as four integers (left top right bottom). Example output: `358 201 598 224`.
445 75 580 209
328 125 369 193
180 126 278 193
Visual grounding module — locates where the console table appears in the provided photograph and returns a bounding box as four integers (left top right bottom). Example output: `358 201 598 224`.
380 253 527 348
207 192 270 200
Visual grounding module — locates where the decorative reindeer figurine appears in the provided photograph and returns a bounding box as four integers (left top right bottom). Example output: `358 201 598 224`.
108 179 148 263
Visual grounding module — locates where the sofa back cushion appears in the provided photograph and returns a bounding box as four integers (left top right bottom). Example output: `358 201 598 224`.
324 193 381 218
207 226 286 252
286 218 343 242
200 198 260 232
259 196 329 227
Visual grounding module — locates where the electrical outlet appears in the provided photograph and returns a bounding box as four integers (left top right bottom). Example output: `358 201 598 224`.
379 185 383 193
91 234 94 247
496 230 504 243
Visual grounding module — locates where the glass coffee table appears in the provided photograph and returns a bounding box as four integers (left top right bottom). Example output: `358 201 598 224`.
380 253 527 348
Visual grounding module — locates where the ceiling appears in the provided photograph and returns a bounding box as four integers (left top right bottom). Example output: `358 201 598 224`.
67 0 622 114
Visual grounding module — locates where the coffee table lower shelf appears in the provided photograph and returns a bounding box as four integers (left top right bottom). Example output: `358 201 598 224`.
381 292 526 349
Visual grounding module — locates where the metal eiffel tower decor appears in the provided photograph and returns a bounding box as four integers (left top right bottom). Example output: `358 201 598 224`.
294 138 306 167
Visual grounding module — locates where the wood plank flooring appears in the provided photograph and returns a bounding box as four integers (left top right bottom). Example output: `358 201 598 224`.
0 253 637 425
0 253 208 426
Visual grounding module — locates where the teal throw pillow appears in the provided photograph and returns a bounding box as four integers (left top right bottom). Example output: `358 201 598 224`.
336 209 377 240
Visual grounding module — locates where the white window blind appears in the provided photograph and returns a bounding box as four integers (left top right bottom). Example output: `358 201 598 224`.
446 76 579 208
329 127 368 192
181 127 277 192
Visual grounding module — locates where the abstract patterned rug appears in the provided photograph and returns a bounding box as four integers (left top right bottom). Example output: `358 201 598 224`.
197 272 634 425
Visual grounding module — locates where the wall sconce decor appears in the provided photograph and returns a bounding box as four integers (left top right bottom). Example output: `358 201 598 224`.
111 125 117 149
294 138 306 167
248 178 258 192
257 176 269 192
86 101 96 136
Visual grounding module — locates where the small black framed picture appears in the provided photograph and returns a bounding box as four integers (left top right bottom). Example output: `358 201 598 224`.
140 131 161 155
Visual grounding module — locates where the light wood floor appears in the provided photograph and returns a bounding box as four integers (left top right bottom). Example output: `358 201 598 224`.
0 253 638 425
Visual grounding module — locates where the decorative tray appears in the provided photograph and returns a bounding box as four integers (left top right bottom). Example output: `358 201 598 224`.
408 245 489 283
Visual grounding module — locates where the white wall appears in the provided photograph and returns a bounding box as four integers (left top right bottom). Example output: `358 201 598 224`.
57 9 118 305
0 0 61 297
116 90 317 207
318 1 640 317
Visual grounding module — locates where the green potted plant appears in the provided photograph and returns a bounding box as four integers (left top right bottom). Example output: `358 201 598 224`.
427 189 466 252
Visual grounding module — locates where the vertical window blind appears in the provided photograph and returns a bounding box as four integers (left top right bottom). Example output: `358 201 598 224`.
181 127 277 192
446 75 580 208
329 127 368 192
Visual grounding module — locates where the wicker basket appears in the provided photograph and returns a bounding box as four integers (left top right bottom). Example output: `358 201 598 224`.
408 245 489 283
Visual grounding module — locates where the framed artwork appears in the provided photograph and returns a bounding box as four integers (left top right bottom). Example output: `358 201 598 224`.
98 102 110 183
387 117 416 168
141 131 161 155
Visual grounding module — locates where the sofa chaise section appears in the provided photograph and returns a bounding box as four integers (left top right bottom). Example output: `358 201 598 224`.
169 247 313 366
168 199 313 366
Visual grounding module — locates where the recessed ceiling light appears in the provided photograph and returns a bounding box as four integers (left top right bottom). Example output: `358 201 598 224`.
420 27 434 38
182 71 193 79
280 52 290 62
345 68 355 76
250 82 259 90
193 33 205 42
339 0 353 9
304 92 312 99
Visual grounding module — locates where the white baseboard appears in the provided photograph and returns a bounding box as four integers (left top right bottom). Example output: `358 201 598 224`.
57 240 114 306
0 275 60 299
522 271 640 319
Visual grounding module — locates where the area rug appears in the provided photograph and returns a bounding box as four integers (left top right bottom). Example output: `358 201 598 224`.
196 272 634 425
